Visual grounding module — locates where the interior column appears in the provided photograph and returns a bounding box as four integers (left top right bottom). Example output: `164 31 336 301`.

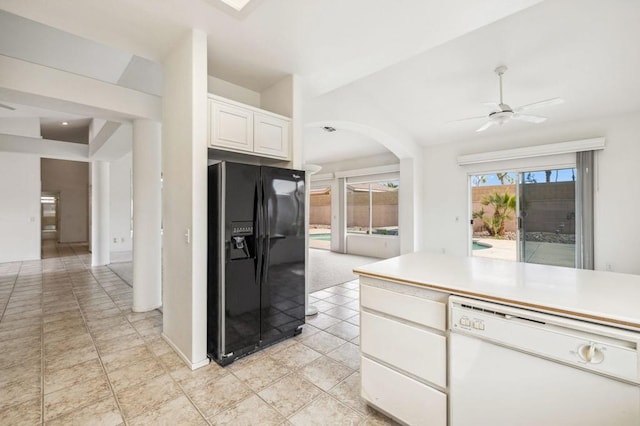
132 119 162 312
91 161 110 266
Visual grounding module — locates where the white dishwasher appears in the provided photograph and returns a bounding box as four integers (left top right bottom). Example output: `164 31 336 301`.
449 296 640 426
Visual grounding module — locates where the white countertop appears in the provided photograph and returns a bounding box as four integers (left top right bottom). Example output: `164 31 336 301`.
354 252 640 331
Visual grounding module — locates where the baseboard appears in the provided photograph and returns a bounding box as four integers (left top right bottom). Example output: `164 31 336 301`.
162 333 210 371
132 303 162 313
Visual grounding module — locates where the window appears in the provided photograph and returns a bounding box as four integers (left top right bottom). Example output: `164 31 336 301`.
347 181 399 236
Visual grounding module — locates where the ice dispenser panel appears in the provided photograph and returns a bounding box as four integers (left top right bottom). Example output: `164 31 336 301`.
229 221 255 260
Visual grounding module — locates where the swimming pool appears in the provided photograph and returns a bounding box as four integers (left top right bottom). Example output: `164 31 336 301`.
310 233 331 241
472 241 492 250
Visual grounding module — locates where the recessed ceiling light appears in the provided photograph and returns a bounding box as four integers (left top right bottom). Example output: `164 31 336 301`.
219 0 251 11
61 121 69 126
323 126 336 132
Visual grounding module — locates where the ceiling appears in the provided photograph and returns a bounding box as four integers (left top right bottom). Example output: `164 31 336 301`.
1 0 639 162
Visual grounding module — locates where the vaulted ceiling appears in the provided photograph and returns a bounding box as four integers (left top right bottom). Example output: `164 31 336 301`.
1 0 639 162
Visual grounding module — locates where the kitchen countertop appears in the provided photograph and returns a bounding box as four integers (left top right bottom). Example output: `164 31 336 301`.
354 252 640 331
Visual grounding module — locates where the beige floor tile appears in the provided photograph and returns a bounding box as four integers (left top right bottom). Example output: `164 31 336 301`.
45 332 93 355
362 409 401 425
0 316 40 332
145 336 174 357
311 300 338 313
45 396 122 426
209 394 285 425
0 358 41 388
323 294 355 305
309 290 334 299
277 342 322 370
100 343 151 373
45 344 99 372
158 349 188 372
0 372 41 410
258 373 322 417
44 325 89 345
45 358 105 395
0 343 41 370
116 373 182 420
300 330 347 354
85 315 129 332
0 334 41 355
329 372 368 414
0 397 41 425
327 342 361 370
127 395 206 426
43 316 84 333
324 306 359 320
346 314 360 326
305 313 342 330
107 357 164 392
343 300 360 311
232 355 290 392
170 360 227 387
289 394 363 426
95 333 144 355
186 373 253 418
44 374 111 421
299 356 353 391
43 309 82 324
125 309 162 324
294 323 321 340
325 321 360 341
92 323 137 344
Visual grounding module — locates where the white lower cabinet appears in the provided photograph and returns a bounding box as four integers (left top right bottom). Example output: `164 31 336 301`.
360 278 448 425
362 357 447 426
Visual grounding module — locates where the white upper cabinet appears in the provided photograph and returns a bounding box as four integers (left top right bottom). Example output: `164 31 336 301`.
253 112 290 158
208 95 291 160
210 101 254 153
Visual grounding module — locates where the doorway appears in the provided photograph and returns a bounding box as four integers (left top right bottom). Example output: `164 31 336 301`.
309 186 332 249
41 192 59 241
470 168 577 268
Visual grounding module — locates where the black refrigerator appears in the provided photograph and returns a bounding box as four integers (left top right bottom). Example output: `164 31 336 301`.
207 161 306 365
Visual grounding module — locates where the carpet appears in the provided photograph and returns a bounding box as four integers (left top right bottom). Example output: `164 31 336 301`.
309 249 379 292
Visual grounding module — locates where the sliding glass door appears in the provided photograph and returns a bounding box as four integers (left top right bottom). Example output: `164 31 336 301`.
519 168 576 268
471 168 577 268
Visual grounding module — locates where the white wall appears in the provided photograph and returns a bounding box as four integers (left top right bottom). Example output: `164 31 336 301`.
162 29 209 368
207 75 260 108
109 152 132 259
0 152 40 262
347 235 400 258
41 158 89 243
0 117 41 138
421 111 640 275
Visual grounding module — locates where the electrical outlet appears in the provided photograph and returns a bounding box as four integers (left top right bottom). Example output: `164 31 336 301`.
113 238 117 243
121 237 125 243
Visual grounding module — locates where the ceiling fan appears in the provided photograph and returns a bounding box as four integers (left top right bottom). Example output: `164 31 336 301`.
0 102 16 111
457 66 564 132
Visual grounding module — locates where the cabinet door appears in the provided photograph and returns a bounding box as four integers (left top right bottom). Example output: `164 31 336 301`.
210 100 254 152
253 112 290 159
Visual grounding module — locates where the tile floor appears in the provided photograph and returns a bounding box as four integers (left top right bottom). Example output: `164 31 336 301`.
0 242 397 425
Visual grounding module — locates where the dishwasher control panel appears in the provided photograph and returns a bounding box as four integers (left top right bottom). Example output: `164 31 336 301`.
449 296 640 384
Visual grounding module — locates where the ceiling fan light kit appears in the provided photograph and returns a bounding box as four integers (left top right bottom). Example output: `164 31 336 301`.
456 65 564 132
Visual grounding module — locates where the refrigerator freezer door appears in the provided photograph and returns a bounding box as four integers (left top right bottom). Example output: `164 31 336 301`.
260 166 306 344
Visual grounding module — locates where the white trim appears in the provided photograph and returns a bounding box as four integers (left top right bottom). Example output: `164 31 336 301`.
457 137 605 166
334 163 400 179
312 172 335 182
162 333 210 370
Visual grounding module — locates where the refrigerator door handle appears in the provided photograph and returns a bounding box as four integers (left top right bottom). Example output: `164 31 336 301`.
261 178 270 283
255 179 263 287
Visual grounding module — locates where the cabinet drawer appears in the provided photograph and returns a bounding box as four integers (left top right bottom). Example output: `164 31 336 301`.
362 357 446 426
361 311 446 387
361 284 446 331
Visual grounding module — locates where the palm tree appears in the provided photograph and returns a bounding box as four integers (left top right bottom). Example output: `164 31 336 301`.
480 191 516 236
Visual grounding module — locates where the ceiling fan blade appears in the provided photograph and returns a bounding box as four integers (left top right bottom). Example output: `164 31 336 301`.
476 121 494 132
515 97 564 113
449 115 487 123
513 114 547 124
0 102 16 111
